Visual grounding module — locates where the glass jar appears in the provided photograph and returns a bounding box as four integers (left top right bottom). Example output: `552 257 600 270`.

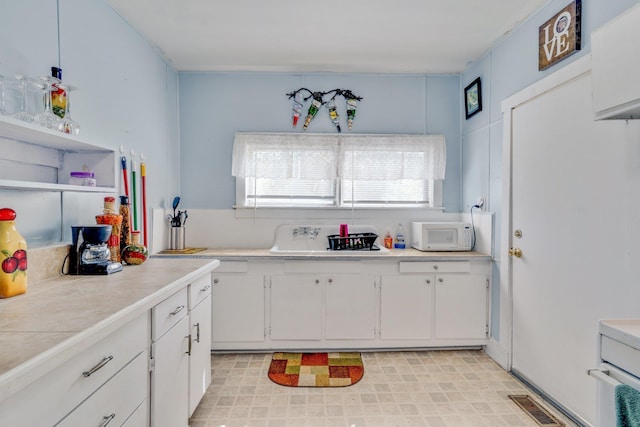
95 196 123 262
0 208 27 298
122 231 147 265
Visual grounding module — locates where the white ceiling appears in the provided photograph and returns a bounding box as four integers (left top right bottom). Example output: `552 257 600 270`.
105 0 549 74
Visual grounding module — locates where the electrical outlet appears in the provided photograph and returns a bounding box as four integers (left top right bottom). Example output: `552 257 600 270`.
476 197 485 208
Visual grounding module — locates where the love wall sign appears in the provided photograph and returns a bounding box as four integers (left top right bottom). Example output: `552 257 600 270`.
538 0 582 71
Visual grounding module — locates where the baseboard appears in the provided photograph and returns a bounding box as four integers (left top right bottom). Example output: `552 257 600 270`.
484 338 509 369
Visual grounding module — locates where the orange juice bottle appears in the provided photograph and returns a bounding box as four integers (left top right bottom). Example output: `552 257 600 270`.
0 208 27 298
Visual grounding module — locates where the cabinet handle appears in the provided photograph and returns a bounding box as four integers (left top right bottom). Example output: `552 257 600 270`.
433 265 439 270
82 355 114 377
99 413 116 427
170 305 185 316
194 322 201 343
328 278 333 284
315 279 320 284
438 277 444 283
426 279 431 284
201 284 211 292
213 278 219 284
186 334 192 356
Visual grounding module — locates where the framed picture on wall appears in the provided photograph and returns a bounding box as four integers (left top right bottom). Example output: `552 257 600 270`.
464 77 482 119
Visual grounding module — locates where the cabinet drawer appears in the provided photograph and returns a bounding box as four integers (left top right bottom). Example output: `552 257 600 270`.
399 261 470 273
56 350 148 426
189 273 212 309
0 313 148 427
152 288 188 341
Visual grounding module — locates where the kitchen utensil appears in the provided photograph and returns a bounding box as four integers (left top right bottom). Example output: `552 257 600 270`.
172 196 180 219
141 152 148 247
131 149 138 230
183 210 188 226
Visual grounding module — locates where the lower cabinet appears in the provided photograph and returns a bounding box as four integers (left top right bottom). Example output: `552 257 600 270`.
434 274 488 339
189 293 212 416
380 275 434 340
211 273 265 344
324 274 376 340
270 274 322 340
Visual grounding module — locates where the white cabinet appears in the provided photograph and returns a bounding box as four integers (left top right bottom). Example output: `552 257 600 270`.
0 313 149 427
188 275 212 417
211 273 265 345
151 288 190 427
380 275 433 340
434 274 488 339
270 272 376 341
0 115 116 191
325 274 376 340
270 274 323 340
592 3 640 120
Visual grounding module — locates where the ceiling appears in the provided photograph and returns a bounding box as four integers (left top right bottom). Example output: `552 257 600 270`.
105 0 549 74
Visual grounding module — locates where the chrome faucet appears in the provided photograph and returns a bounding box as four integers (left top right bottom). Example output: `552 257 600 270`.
292 226 321 239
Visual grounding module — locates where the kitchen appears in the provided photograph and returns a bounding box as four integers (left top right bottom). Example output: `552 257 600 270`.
2 0 640 426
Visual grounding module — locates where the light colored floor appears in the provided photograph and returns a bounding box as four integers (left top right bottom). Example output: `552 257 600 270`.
189 350 577 427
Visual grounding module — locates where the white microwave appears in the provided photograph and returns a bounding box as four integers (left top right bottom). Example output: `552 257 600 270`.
411 222 473 251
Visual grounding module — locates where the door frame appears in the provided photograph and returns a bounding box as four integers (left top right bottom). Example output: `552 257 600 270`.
497 54 592 370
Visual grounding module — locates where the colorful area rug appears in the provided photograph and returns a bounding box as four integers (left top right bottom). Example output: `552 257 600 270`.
268 352 364 387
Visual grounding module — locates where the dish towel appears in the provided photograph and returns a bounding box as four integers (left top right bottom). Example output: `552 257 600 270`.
616 384 640 427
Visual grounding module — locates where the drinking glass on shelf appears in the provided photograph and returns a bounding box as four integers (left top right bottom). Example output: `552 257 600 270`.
56 83 80 135
10 74 34 123
33 75 61 130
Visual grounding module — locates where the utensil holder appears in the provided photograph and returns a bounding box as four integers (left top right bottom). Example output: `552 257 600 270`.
170 226 185 250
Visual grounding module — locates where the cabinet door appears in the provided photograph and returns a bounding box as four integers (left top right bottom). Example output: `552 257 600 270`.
325 274 376 340
380 275 433 340
270 275 322 340
211 274 264 343
434 275 487 339
151 315 190 427
189 295 212 416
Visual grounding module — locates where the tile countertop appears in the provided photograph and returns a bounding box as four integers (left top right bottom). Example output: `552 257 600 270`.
154 247 492 261
0 258 219 402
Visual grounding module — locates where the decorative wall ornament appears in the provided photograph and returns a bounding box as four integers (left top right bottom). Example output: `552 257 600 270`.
286 88 363 132
538 0 582 71
464 77 482 119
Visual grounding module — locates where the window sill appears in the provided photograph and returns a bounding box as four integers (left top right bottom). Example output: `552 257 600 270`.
233 205 444 220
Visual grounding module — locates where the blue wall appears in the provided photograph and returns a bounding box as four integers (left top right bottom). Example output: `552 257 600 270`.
461 0 640 339
178 73 462 211
0 0 179 244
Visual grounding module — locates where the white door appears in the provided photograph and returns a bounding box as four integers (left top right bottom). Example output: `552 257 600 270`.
325 274 376 339
506 58 630 424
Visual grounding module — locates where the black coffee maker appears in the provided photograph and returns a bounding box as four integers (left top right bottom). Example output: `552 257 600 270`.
69 225 123 275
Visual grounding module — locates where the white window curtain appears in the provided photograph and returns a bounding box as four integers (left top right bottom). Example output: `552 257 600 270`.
232 132 338 180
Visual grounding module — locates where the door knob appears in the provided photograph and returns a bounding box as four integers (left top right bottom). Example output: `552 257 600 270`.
509 248 523 258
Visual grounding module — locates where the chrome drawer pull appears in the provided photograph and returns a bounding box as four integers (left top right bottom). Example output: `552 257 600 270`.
169 305 185 316
200 284 211 292
194 322 201 343
186 334 192 356
83 355 114 377
99 413 116 427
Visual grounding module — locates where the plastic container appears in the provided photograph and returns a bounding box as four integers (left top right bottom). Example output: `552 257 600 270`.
69 171 96 187
0 208 27 298
394 224 406 249
384 232 393 249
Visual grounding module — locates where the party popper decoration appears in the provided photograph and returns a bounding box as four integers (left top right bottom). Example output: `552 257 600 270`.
303 92 324 131
342 90 363 131
140 152 148 248
292 91 304 127
325 97 341 133
131 149 138 231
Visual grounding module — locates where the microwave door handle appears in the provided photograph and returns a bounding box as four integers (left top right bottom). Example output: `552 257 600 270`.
587 368 622 387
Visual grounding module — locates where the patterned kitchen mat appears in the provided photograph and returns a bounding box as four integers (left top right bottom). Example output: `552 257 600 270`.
268 352 364 387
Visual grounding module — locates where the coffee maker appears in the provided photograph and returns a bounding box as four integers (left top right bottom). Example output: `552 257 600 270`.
69 225 123 275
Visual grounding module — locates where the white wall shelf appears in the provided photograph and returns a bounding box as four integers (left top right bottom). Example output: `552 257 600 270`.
0 115 116 192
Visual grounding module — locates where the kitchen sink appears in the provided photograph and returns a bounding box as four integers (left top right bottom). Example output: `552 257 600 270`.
269 224 391 256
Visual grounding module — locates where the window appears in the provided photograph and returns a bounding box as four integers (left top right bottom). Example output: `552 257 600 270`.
232 133 446 208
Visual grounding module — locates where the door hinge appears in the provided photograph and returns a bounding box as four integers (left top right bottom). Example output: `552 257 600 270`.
265 326 271 337
149 357 155 373
486 278 489 289
485 325 489 337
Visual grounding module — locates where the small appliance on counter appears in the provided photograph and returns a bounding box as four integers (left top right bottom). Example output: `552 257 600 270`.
411 222 473 251
68 225 123 275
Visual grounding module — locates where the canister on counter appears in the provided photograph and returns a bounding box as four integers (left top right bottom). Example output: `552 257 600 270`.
96 196 123 263
0 208 27 298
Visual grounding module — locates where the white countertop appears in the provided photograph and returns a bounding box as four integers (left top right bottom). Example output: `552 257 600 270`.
599 319 640 351
0 258 219 401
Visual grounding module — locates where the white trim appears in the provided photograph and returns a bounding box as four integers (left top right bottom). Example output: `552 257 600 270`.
484 338 509 369
499 54 592 370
